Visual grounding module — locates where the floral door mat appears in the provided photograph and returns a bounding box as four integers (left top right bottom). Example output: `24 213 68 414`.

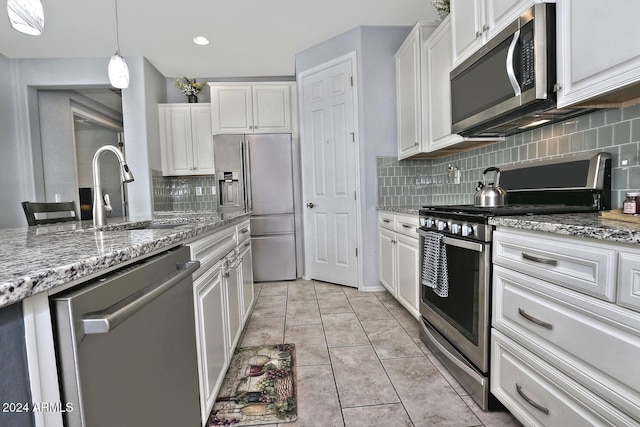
208 343 297 426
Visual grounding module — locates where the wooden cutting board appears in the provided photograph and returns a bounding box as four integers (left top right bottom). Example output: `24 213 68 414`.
600 209 640 224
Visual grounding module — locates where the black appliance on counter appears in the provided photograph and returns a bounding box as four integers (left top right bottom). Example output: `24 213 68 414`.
417 152 611 410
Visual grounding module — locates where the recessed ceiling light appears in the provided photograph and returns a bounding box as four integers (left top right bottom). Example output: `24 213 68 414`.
193 36 210 46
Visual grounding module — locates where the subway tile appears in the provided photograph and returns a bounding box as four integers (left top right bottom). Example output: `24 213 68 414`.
623 102 640 121
570 133 584 153
584 129 598 150
598 125 614 148
591 110 606 127
558 136 571 155
630 166 640 189
614 121 632 145
606 108 623 124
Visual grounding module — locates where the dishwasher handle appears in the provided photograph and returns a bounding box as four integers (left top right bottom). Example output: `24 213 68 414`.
82 260 200 335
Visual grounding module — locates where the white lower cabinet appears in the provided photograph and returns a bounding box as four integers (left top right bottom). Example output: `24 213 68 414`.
492 228 640 426
188 220 254 425
378 211 419 318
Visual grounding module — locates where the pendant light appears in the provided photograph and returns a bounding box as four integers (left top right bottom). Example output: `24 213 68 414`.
108 0 129 89
7 0 44 35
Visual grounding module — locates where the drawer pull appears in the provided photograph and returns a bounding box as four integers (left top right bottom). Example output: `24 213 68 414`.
521 252 558 266
516 383 549 415
401 224 411 228
382 219 391 223
241 227 249 233
518 308 553 330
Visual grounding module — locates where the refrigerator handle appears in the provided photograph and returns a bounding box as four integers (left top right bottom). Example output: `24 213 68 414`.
242 138 252 211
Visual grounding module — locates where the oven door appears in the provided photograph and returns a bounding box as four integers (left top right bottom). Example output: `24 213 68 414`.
418 229 491 372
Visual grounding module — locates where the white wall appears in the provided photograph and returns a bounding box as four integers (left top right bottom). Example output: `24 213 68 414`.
0 56 167 227
295 25 412 290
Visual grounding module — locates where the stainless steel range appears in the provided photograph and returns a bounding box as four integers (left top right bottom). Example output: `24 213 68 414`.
417 152 611 410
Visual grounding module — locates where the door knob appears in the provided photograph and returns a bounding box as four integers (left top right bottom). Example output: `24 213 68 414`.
306 202 316 208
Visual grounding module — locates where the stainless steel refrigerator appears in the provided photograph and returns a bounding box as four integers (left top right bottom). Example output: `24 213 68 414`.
213 133 296 281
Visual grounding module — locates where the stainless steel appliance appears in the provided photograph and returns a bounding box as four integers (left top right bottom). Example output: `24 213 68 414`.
450 3 593 137
51 246 201 427
418 152 611 410
213 133 296 281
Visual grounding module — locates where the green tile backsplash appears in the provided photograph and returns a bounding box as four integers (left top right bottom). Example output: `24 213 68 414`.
152 169 217 212
378 103 640 209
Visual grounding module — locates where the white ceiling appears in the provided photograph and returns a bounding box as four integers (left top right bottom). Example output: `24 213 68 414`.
0 0 440 78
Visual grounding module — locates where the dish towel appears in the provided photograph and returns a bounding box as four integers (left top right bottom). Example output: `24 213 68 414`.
421 231 449 297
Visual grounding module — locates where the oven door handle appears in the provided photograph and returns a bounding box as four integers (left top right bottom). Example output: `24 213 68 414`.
418 229 485 253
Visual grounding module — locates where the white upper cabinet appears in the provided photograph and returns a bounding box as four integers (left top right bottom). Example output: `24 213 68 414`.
451 0 541 68
210 83 293 134
556 0 640 108
158 104 214 176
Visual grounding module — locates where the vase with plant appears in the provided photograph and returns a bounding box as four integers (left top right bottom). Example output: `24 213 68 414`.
176 77 205 103
432 0 450 18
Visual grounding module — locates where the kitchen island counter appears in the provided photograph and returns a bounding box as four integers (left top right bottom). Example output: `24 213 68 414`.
0 211 250 309
489 212 640 245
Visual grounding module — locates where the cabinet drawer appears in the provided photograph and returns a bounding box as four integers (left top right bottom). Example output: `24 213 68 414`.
236 220 251 244
491 330 637 427
378 212 396 231
395 214 419 238
493 229 616 301
618 251 640 313
493 265 640 419
189 226 237 277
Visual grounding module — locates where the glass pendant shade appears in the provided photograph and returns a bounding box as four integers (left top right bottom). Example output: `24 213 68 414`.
7 0 44 35
108 53 129 89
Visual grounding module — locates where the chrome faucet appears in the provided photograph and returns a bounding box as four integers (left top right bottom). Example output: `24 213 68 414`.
92 145 134 227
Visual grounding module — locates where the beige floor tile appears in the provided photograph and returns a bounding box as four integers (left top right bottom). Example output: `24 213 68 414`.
360 319 424 359
390 308 422 340
382 357 481 427
314 280 347 295
329 345 400 408
287 281 317 301
461 395 523 427
241 317 285 347
284 323 330 366
251 295 287 318
376 292 406 311
342 403 413 427
286 299 321 325
258 281 290 296
413 339 467 396
321 312 369 348
341 286 367 298
317 292 354 315
349 296 395 321
283 365 344 427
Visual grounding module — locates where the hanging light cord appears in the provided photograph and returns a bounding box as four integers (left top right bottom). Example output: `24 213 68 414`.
114 0 121 54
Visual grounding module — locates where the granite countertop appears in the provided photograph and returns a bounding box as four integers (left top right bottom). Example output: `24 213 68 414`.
377 206 421 215
0 211 250 309
489 213 640 245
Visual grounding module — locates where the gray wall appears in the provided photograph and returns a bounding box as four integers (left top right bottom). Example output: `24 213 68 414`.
0 56 167 227
295 25 413 290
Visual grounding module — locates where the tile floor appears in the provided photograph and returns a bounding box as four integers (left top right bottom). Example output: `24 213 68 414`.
237 279 523 427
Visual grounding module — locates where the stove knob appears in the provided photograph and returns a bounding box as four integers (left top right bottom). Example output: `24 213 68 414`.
450 223 461 234
461 224 474 237
426 218 434 228
436 220 447 231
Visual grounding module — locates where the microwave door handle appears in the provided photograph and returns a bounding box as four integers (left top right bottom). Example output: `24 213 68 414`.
506 29 521 97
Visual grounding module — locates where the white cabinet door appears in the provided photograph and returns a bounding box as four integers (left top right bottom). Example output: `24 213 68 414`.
396 26 422 159
211 85 253 134
159 104 213 176
191 105 215 174
425 17 464 152
451 0 484 67
379 226 396 294
225 257 243 354
239 242 254 323
193 262 228 424
252 85 292 133
556 0 640 108
396 234 420 318
159 106 194 176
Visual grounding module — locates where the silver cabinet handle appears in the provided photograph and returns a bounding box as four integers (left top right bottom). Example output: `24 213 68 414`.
244 241 251 247
521 252 558 266
475 31 482 38
516 383 549 415
518 308 553 330
82 260 200 334
506 29 521 96
401 224 411 229
382 219 391 223
240 227 249 234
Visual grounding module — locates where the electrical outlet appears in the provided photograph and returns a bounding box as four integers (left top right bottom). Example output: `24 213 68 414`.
195 186 202 196
211 186 216 195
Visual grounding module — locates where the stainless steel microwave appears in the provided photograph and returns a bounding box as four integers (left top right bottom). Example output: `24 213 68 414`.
450 3 590 137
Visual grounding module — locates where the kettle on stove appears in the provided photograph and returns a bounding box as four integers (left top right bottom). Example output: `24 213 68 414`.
475 167 507 207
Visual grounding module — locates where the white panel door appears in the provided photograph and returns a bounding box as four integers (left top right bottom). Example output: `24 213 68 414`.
301 57 358 287
211 85 253 134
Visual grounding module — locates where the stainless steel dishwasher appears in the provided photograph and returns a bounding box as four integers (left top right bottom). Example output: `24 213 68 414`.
51 245 201 427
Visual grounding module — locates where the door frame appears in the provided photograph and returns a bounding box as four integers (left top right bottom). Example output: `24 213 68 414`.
297 51 363 288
